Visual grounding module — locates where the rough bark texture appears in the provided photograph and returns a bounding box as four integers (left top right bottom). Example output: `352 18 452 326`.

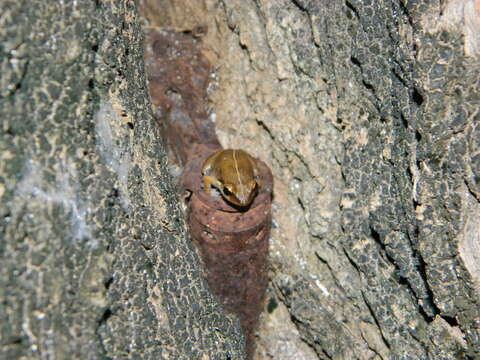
2 0 480 359
140 0 480 359
0 1 245 359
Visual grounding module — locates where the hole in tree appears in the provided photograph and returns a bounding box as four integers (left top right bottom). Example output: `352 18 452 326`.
415 130 422 141
412 88 424 106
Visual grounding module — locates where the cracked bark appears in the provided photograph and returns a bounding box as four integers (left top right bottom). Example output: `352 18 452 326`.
0 1 245 359
140 0 480 359
1 0 479 359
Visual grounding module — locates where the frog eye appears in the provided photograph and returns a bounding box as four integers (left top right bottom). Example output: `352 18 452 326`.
223 185 233 196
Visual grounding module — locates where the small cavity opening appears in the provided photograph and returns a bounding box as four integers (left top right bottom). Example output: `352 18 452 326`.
412 88 424 106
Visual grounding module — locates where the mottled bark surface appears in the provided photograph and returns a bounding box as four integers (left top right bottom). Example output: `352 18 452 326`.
2 0 480 359
0 1 245 359
140 0 480 359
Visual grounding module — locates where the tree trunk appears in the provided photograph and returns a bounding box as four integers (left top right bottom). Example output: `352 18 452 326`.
2 0 479 359
0 1 245 359
140 0 480 359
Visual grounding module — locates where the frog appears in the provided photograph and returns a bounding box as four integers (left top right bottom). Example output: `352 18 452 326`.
202 149 260 207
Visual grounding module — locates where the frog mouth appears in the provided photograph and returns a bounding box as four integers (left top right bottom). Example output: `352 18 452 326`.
222 183 258 208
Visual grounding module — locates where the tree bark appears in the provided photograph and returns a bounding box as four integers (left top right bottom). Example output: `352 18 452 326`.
2 0 480 359
140 0 480 359
0 1 245 359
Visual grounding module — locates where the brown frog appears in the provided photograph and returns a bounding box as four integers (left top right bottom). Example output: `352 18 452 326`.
202 149 260 207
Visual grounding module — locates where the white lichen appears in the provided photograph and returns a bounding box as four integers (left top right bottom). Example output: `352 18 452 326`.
16 159 95 246
94 99 131 210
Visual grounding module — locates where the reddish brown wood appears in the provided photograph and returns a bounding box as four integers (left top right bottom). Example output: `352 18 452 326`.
144 29 220 165
144 29 273 359
183 145 273 359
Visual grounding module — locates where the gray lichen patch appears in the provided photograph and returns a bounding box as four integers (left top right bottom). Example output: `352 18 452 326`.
94 99 132 211
15 159 94 244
